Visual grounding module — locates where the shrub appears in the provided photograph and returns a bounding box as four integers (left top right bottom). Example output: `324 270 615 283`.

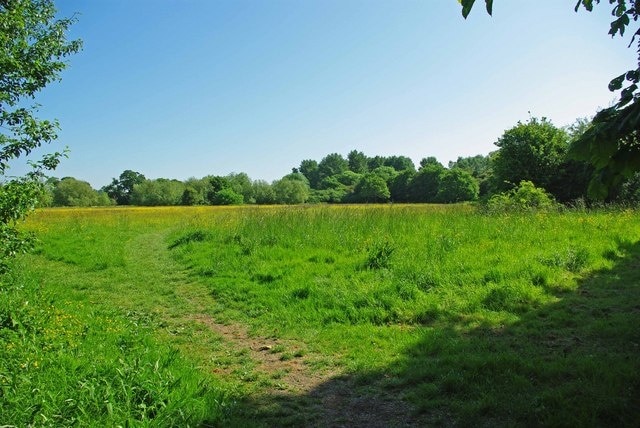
212 188 244 205
486 181 557 213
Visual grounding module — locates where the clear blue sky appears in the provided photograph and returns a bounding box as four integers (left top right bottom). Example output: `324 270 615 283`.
19 0 636 188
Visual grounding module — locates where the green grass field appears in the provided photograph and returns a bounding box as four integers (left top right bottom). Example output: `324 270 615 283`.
2 205 640 426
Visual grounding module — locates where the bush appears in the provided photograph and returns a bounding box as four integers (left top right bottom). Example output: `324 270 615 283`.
486 181 557 213
212 188 243 205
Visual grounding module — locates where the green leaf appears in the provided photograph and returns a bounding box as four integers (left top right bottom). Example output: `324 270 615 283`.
460 0 476 19
609 73 626 91
575 0 593 12
485 0 493 16
591 140 620 168
587 174 609 200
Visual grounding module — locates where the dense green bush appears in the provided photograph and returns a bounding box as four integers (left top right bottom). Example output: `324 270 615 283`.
487 180 557 212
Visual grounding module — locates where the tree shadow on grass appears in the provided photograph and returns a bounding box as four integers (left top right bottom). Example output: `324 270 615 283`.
209 241 640 427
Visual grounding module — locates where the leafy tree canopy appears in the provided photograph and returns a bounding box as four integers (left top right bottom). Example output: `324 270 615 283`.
437 168 480 203
353 174 390 203
0 0 81 269
460 0 640 199
491 117 569 192
103 170 146 205
272 177 310 204
53 177 108 207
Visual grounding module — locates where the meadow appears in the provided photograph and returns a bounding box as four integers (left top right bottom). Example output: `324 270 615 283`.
2 204 639 426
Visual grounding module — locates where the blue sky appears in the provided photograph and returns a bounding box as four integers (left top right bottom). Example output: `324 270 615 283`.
19 0 636 188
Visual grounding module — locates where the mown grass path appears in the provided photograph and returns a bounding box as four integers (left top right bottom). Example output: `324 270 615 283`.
31 229 423 426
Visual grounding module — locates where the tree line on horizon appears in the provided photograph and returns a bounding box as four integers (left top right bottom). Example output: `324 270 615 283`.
41 117 640 208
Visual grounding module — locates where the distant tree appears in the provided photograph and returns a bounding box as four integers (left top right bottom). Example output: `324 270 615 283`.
273 177 310 204
252 180 275 204
212 188 243 205
35 179 55 208
283 172 310 183
347 150 369 174
103 170 146 205
53 177 106 207
318 153 348 183
183 177 208 202
436 169 479 203
448 155 490 177
353 174 390 203
181 187 203 206
410 163 445 202
370 166 398 187
492 117 568 193
384 155 415 172
309 188 348 203
389 170 416 202
131 179 184 206
449 154 493 197
367 155 386 170
334 170 362 187
204 175 231 204
419 157 443 170
299 159 321 189
226 172 253 203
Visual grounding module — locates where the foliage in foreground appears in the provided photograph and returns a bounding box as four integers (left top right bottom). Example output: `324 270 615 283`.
0 0 81 271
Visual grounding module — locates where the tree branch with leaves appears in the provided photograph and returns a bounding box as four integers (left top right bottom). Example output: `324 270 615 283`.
0 0 81 272
459 0 640 199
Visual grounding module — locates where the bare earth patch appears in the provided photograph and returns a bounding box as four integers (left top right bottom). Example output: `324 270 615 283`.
189 313 426 427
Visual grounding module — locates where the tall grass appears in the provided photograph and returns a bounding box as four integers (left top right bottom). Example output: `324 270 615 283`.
6 204 640 425
166 206 636 331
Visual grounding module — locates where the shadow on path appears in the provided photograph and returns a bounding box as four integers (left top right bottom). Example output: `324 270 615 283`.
210 241 640 427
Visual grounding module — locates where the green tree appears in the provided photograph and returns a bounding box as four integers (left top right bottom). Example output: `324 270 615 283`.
226 172 253 203
318 153 348 184
0 0 81 270
52 177 106 207
384 155 415 172
272 177 310 204
102 170 146 205
410 163 445 202
212 188 243 205
299 159 321 189
419 156 443 169
347 150 369 174
353 174 390 203
461 0 640 199
389 169 416 202
487 180 557 212
131 179 185 206
436 169 480 203
334 170 362 187
252 180 275 204
181 187 203 206
449 154 493 197
370 166 398 185
203 175 231 204
618 172 640 204
367 155 386 170
491 117 569 193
